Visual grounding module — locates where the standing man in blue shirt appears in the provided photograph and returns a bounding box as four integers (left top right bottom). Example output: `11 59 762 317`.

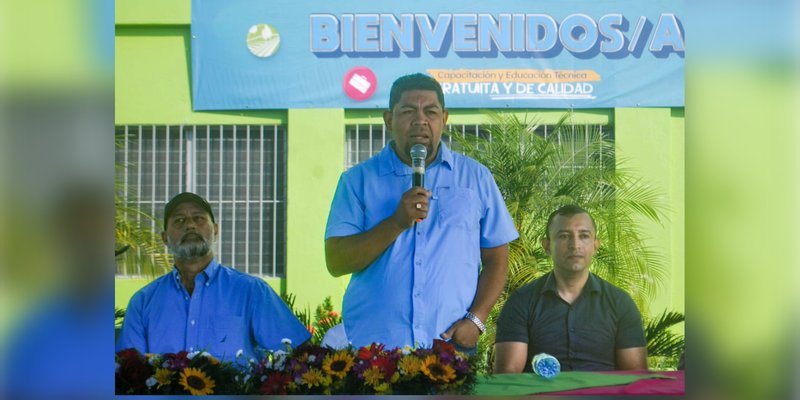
116 192 310 361
325 73 519 351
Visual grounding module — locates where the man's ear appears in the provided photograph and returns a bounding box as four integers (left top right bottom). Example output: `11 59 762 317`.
541 238 550 255
383 110 393 131
214 223 220 239
442 109 449 125
161 230 168 245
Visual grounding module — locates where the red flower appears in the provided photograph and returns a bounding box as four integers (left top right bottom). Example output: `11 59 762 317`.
115 349 152 393
372 356 397 380
163 351 190 371
260 372 291 395
357 343 386 360
116 348 141 362
432 339 455 355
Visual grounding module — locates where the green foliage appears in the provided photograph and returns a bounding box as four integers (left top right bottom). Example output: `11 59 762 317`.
313 296 343 343
281 294 342 345
450 112 668 373
115 308 126 327
645 309 685 370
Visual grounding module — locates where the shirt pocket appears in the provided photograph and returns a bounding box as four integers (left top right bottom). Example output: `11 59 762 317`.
436 186 480 231
211 315 245 355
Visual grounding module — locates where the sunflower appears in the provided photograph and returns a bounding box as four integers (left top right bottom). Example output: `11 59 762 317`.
420 355 456 383
322 351 355 379
300 368 331 388
361 366 385 386
398 355 422 376
179 367 216 395
154 368 174 388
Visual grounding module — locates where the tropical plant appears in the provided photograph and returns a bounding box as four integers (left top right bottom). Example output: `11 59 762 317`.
645 309 685 370
281 294 342 345
449 112 668 372
115 133 172 277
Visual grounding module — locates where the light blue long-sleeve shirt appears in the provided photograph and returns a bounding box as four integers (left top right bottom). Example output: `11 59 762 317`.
116 259 310 361
326 142 518 348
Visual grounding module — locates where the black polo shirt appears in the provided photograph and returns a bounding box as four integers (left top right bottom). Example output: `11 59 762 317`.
496 272 646 372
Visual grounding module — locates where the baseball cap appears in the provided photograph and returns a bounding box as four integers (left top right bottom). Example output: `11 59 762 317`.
163 192 216 229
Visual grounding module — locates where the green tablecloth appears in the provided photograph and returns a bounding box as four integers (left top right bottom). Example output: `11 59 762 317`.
474 371 674 396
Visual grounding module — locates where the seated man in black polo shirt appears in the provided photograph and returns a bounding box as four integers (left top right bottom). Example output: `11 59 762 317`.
494 205 647 373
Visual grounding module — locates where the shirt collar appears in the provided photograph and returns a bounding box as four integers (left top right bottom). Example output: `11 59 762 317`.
542 271 602 295
171 258 221 289
378 140 453 176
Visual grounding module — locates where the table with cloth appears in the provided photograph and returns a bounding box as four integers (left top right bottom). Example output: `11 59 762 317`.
474 370 684 396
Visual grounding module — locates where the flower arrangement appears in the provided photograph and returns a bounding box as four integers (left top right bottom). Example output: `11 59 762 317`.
115 349 239 395
116 339 475 395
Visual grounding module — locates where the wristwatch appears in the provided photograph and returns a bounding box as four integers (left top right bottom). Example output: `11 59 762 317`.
464 311 486 334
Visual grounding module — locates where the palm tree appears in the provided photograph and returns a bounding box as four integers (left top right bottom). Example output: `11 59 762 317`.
645 310 685 370
449 112 668 372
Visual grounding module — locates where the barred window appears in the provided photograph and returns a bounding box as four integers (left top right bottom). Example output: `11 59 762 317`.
345 123 613 169
115 125 286 277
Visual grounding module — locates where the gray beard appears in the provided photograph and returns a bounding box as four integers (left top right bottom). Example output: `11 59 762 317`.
169 237 212 260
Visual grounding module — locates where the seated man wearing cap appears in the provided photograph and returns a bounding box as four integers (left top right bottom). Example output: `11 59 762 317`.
116 192 310 361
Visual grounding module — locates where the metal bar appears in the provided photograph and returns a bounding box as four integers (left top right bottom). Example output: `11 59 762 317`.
355 124 360 165
123 126 129 215
205 126 210 199
122 126 129 275
165 125 170 201
599 124 603 167
272 125 278 276
259 125 265 276
180 126 185 192
151 125 157 238
245 125 251 273
218 125 224 263
232 125 237 268
585 124 589 166
136 126 143 275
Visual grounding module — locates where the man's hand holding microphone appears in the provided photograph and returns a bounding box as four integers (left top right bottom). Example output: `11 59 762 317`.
390 144 430 229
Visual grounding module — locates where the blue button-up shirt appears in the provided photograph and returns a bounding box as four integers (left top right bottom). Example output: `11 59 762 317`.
116 259 310 361
326 142 518 348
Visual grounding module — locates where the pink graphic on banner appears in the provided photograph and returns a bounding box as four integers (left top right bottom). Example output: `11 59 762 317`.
343 67 378 101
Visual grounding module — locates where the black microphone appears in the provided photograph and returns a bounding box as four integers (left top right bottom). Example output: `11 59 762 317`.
410 144 427 188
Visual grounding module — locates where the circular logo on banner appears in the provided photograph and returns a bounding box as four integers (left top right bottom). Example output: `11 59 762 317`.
246 24 280 58
343 67 378 101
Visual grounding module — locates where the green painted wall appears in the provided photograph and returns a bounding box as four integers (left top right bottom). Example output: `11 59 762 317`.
614 108 685 317
115 26 285 125
116 0 190 25
286 109 350 313
670 108 685 314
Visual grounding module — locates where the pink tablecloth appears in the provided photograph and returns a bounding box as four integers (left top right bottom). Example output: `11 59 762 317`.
547 370 684 396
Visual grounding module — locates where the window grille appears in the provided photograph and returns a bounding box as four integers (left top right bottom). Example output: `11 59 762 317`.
115 124 286 277
344 122 613 169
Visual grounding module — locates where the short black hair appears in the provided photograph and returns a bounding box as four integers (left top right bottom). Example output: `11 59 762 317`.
545 204 597 238
388 73 445 110
163 192 216 229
